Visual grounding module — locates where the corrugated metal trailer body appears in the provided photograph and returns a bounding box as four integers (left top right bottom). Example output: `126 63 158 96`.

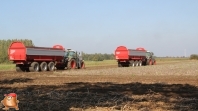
128 49 146 56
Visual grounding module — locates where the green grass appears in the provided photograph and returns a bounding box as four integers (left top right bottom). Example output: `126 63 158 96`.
0 64 15 71
85 60 117 67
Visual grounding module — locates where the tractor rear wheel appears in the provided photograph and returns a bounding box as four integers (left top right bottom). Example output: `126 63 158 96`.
146 60 152 65
48 62 55 71
67 59 76 69
40 62 47 71
29 62 39 72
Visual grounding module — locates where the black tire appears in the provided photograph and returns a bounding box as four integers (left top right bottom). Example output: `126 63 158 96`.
67 59 76 69
130 60 135 67
78 61 85 69
29 62 39 72
139 60 142 66
48 62 55 71
81 61 85 69
118 62 122 67
40 62 47 71
134 60 139 67
16 64 25 72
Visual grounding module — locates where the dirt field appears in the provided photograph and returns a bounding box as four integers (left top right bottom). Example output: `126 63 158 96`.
0 60 198 111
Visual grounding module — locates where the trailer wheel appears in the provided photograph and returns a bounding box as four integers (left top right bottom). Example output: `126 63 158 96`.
130 60 135 67
139 61 142 66
118 62 122 67
40 62 47 71
48 62 55 71
67 59 76 69
29 62 39 72
134 60 139 67
16 64 25 72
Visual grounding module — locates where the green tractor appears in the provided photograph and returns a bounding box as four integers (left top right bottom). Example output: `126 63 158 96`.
56 49 85 70
144 51 156 65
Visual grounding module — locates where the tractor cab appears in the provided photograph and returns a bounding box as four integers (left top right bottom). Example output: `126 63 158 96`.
65 49 77 59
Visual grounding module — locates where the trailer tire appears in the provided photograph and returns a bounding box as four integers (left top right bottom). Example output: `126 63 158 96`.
67 59 76 69
130 60 135 67
16 64 25 72
48 62 55 71
118 62 122 67
29 62 39 72
40 62 47 71
139 61 142 66
134 60 139 67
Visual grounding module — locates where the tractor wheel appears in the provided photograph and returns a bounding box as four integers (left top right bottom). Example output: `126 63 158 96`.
16 64 25 72
152 60 156 65
67 59 76 69
40 62 47 71
48 62 55 71
146 60 152 65
130 60 135 67
80 61 85 69
29 62 39 72
78 61 85 69
139 60 142 66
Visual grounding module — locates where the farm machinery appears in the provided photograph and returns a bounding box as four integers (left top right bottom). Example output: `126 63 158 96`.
114 46 156 67
8 41 85 72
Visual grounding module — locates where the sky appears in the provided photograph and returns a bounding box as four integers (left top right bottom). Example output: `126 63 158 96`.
0 0 198 57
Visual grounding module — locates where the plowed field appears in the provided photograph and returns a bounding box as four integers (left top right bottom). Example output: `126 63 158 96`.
0 60 198 111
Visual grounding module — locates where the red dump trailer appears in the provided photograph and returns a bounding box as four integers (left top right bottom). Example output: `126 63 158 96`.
115 46 156 67
8 41 66 72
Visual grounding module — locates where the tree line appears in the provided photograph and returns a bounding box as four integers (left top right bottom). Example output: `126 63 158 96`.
0 39 34 63
190 54 198 60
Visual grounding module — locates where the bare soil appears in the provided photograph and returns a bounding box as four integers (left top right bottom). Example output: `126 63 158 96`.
0 60 198 111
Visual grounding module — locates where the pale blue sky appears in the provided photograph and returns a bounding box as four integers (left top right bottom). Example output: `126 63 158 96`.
0 0 198 57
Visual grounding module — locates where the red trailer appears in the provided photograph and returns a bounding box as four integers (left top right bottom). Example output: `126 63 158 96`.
114 46 156 67
8 41 66 72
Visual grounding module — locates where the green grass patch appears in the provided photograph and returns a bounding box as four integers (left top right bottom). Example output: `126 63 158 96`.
85 60 117 67
0 64 15 71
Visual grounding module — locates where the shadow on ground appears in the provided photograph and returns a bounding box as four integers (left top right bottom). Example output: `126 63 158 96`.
0 78 33 85
0 79 198 111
